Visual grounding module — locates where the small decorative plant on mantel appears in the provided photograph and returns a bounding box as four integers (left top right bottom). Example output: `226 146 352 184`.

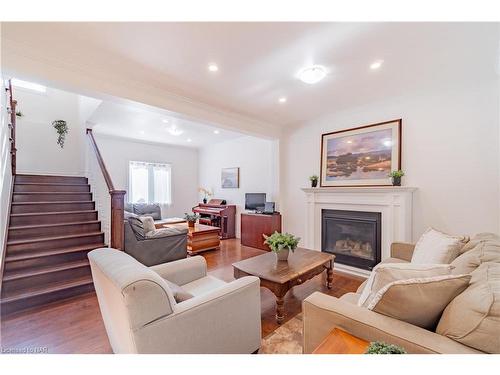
198 187 213 204
309 175 319 188
388 170 405 186
52 120 69 148
184 212 200 228
365 341 407 354
263 231 300 261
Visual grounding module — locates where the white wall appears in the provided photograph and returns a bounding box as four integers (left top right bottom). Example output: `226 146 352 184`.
94 134 199 219
14 86 98 176
198 136 279 237
281 81 500 242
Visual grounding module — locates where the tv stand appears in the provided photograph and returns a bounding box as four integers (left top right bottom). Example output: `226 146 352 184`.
241 212 282 251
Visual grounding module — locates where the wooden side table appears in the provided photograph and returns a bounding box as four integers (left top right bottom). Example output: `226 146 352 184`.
161 222 220 255
313 328 369 354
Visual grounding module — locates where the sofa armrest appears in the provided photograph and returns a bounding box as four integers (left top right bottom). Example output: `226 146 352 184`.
390 242 415 262
150 256 207 285
132 276 262 353
303 292 481 354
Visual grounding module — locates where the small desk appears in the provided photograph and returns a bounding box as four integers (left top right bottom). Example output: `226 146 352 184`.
313 328 369 354
161 222 220 255
233 247 334 324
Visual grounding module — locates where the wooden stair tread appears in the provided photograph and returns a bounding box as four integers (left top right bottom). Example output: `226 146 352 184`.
5 243 107 262
12 201 93 205
3 259 90 281
10 210 97 217
14 183 89 186
1 276 93 303
10 220 100 230
7 231 104 246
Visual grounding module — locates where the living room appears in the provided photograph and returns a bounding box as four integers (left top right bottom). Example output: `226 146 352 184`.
1 1 500 373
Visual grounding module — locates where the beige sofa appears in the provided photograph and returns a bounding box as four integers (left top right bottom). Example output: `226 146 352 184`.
88 248 262 354
303 234 500 354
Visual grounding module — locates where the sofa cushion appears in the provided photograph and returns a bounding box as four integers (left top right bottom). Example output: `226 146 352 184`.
358 263 454 307
436 262 500 353
128 217 147 240
411 228 469 264
182 275 227 297
339 292 360 305
164 279 194 302
133 203 162 220
367 274 471 330
145 227 188 239
450 233 500 275
356 257 409 293
140 216 156 234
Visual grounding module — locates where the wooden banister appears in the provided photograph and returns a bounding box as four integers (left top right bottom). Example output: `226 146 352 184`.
86 128 126 250
7 80 17 175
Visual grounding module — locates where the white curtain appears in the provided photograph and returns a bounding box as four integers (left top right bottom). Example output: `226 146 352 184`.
128 161 172 205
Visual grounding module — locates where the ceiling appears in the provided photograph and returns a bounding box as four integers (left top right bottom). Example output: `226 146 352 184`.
89 100 245 148
2 22 499 129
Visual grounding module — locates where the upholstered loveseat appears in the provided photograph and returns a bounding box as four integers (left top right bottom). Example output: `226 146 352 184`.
303 233 500 354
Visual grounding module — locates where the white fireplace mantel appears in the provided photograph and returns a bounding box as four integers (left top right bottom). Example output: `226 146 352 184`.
301 186 417 277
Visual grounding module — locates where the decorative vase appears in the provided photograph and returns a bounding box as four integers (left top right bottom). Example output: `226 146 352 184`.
188 220 195 228
392 176 401 186
203 198 207 204
311 180 318 188
275 248 290 261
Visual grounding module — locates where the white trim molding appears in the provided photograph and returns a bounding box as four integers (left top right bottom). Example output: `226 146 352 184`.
301 186 417 277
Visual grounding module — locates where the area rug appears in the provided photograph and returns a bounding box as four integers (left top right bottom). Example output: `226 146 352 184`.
259 313 303 354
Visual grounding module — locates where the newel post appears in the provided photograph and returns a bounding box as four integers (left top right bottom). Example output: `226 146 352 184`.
110 190 126 250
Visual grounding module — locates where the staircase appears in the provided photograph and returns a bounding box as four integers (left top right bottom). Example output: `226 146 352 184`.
1 174 106 316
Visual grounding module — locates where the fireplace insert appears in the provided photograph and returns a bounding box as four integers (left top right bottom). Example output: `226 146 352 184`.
321 209 381 271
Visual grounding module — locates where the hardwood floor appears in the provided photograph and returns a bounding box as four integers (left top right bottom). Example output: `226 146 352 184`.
0 239 363 354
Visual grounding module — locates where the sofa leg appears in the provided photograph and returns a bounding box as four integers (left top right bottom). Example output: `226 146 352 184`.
251 348 260 354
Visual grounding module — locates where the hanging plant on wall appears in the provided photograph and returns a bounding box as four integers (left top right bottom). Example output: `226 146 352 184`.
52 120 68 148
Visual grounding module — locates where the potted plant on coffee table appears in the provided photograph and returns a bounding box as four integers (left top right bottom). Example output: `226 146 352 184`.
263 231 301 261
184 213 200 228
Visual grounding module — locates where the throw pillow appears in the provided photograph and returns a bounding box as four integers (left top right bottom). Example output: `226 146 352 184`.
358 263 454 307
139 216 156 234
164 279 194 303
128 216 146 240
367 274 471 330
450 233 500 275
436 263 500 353
411 228 469 264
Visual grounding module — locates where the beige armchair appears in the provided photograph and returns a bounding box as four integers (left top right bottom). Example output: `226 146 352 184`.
302 242 482 354
88 248 261 354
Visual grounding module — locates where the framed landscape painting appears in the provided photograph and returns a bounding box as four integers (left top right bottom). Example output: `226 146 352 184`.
320 119 402 187
221 167 240 188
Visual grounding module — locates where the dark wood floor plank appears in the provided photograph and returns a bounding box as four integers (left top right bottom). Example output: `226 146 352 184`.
0 239 363 353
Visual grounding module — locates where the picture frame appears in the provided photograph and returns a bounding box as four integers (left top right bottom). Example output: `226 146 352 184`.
320 119 402 187
221 167 240 188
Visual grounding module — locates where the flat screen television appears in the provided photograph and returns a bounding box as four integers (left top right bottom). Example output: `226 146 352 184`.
245 193 266 211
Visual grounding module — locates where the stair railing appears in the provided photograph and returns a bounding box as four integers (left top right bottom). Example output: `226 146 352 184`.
7 79 17 175
86 128 126 250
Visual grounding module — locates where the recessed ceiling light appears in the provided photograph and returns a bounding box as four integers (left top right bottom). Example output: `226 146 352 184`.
167 126 183 136
208 64 219 72
162 119 169 124
187 138 192 142
370 60 384 70
297 65 327 84
278 97 287 103
213 130 220 134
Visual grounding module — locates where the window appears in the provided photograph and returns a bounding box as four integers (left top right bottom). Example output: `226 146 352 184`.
128 161 172 204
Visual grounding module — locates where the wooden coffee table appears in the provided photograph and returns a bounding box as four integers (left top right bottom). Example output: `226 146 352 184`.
161 222 220 255
232 248 334 324
313 328 369 354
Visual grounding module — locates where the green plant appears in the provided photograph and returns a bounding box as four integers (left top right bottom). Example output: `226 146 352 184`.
388 170 405 178
365 341 407 354
184 212 200 222
262 231 300 253
52 120 68 148
309 175 319 182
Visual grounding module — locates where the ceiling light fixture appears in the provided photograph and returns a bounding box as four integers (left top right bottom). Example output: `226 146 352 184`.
187 138 192 143
370 60 384 70
278 97 287 103
297 65 327 84
213 130 220 134
208 64 219 72
167 126 183 136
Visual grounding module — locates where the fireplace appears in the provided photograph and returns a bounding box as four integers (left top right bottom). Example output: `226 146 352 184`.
321 209 381 271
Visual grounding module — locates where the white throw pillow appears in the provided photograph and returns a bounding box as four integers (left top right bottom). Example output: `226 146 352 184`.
411 228 469 264
358 263 454 307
